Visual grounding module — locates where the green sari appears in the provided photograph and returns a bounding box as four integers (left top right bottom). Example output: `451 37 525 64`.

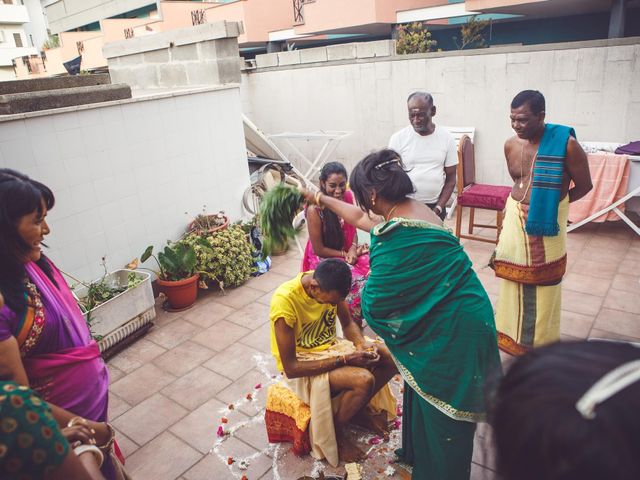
362 218 501 479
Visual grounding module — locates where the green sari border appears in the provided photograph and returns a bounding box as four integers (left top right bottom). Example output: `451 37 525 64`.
373 217 453 237
390 350 485 423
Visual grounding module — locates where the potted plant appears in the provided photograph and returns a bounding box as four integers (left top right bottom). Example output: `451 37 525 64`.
72 258 155 356
187 210 229 235
182 224 255 290
141 241 200 310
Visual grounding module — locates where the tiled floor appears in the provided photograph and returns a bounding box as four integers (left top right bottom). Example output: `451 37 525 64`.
108 211 640 479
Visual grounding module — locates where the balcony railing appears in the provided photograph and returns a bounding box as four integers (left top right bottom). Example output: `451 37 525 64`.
293 0 304 24
191 9 206 26
21 55 46 74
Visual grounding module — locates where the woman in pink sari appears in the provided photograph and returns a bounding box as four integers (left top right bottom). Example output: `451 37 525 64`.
0 169 124 479
302 162 370 326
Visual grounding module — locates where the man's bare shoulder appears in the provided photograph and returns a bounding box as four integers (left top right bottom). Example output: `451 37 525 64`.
505 135 519 149
566 136 585 155
504 135 520 157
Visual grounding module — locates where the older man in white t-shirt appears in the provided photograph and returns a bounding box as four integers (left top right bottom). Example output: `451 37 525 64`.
389 92 457 220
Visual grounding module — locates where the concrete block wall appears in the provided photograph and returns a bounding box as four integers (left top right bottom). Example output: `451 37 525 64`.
254 40 394 69
104 22 243 89
242 38 640 189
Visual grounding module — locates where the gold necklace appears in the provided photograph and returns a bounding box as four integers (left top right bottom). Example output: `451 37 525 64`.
517 149 538 203
385 202 402 222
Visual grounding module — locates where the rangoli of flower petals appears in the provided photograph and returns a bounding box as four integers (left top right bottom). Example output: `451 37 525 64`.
208 352 403 480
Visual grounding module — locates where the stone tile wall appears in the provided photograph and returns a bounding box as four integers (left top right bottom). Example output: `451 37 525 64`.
104 21 243 90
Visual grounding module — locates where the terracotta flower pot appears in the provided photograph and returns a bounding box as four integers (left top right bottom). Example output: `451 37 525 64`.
157 274 199 310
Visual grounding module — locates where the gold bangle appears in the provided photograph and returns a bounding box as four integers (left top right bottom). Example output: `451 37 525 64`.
97 422 116 454
74 444 104 468
315 191 322 205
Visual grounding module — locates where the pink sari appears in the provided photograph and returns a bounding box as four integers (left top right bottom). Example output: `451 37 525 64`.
302 191 370 323
20 261 119 477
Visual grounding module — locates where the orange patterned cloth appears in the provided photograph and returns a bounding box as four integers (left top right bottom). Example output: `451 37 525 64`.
569 153 630 223
265 384 312 456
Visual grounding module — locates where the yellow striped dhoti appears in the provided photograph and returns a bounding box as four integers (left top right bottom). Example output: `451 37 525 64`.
492 195 569 355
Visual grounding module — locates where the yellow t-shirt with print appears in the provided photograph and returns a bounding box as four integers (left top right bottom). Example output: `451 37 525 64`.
269 272 337 371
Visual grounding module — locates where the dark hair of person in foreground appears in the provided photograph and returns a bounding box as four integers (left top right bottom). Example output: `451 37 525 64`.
489 340 640 480
0 168 57 316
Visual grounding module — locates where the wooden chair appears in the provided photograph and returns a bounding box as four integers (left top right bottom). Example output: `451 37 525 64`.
454 135 511 244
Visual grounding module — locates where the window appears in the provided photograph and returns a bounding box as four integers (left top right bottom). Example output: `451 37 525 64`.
13 33 23 48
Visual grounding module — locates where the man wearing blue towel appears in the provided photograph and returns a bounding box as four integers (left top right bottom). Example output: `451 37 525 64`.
491 90 592 356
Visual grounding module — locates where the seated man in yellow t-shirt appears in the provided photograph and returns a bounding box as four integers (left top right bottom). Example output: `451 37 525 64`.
270 259 397 464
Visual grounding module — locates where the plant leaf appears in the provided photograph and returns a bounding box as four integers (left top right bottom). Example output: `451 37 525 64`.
141 246 154 263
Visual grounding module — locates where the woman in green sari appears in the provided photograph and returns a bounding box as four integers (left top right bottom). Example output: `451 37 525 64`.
303 149 501 479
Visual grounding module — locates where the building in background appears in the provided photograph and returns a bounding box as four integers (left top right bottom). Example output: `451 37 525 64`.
0 0 40 80
22 0 49 52
8 0 640 80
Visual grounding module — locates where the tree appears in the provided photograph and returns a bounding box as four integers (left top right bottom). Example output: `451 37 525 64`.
42 34 60 51
454 16 490 50
395 22 437 55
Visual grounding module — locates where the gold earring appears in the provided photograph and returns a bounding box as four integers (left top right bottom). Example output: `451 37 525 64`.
372 198 376 206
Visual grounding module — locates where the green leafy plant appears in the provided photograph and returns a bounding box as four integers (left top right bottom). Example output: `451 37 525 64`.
258 184 303 257
182 224 255 290
78 272 142 314
234 216 257 235
141 242 198 281
41 34 60 51
396 22 437 55
454 16 490 50
70 257 143 337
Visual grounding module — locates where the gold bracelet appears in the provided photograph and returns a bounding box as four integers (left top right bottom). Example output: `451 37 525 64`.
315 191 323 205
97 422 116 454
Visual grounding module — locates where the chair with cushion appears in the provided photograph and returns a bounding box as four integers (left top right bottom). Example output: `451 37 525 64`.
454 135 512 244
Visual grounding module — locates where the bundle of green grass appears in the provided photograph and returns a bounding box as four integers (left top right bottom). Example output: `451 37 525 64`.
259 184 304 257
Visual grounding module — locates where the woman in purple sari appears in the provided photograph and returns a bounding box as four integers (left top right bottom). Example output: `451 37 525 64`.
0 169 124 479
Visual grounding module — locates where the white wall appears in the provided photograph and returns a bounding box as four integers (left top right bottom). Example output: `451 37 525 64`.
45 0 156 34
0 25 38 68
0 65 14 79
241 39 640 187
22 0 50 51
0 86 250 283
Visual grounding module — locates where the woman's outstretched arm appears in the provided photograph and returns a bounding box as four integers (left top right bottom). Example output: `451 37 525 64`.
301 190 379 232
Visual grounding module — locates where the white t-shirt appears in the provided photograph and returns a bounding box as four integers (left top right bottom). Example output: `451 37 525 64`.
388 125 458 204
